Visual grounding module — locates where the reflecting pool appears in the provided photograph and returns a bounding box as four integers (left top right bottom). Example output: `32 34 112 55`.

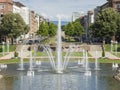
0 63 120 90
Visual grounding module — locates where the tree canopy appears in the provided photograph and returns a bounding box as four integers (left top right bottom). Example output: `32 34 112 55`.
64 22 74 37
89 8 120 41
48 22 57 37
0 13 29 43
73 21 84 37
63 21 84 41
37 21 57 37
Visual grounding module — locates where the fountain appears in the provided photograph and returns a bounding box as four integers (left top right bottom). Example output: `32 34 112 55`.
27 51 34 76
33 47 37 67
16 15 94 75
2 42 5 56
56 15 63 73
112 63 118 68
94 51 100 70
84 51 91 76
7 40 9 53
17 49 24 70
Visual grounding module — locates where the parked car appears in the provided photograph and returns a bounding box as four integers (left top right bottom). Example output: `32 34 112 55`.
28 40 34 45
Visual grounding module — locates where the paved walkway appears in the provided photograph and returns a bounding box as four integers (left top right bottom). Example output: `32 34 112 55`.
0 75 3 79
0 51 120 60
89 51 120 60
0 52 14 60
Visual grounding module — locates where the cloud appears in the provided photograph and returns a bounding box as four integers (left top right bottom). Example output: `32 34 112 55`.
14 0 107 20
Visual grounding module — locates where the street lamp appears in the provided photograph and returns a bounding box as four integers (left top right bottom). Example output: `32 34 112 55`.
115 41 118 55
2 42 5 56
111 40 113 53
7 40 9 53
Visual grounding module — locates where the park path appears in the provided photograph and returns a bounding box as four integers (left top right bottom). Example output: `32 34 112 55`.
0 45 30 60
89 51 120 60
0 52 14 60
0 44 120 60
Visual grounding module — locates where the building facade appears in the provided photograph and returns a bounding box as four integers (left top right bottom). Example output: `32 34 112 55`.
29 11 39 36
0 0 13 23
0 0 13 14
13 1 30 25
72 12 84 22
107 0 120 12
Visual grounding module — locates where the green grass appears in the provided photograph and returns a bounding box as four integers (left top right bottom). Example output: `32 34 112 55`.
36 52 91 57
0 58 29 64
0 53 2 57
111 52 120 57
105 43 120 52
0 57 120 64
0 44 16 52
89 58 120 64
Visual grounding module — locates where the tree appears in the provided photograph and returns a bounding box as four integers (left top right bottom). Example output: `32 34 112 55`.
73 21 84 36
64 21 84 42
64 22 74 36
0 13 29 44
90 8 120 42
73 21 84 42
48 22 57 37
64 22 74 41
37 22 49 37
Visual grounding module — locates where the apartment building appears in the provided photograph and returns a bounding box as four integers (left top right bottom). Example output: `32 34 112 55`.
0 0 13 14
13 1 30 25
72 12 85 22
107 0 120 12
29 11 39 35
0 0 13 23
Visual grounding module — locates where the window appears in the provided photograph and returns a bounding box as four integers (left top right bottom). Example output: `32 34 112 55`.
0 4 4 9
117 3 120 8
0 13 4 17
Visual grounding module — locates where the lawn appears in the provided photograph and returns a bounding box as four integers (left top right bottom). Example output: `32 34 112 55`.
36 52 91 57
0 53 2 57
0 58 29 64
111 52 120 58
0 57 120 64
105 43 120 52
89 58 120 64
0 44 16 52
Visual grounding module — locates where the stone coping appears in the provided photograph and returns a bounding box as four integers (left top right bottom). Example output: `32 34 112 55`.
0 75 3 79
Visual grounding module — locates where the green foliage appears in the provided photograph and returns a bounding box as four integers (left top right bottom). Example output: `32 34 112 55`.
90 8 120 40
102 50 105 57
64 21 84 41
48 22 57 36
14 51 18 57
37 21 57 37
37 22 49 37
0 13 29 43
73 21 84 37
64 22 74 37
0 44 16 52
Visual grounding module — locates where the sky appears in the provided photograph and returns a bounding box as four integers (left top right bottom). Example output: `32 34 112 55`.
14 0 107 21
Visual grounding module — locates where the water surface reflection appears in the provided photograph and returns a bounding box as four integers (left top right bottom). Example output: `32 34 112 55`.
0 63 120 90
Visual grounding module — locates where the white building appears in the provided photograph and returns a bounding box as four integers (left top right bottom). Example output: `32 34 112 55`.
13 1 30 25
87 10 94 26
72 12 84 22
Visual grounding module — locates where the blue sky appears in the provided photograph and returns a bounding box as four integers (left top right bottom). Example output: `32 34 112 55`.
14 0 107 21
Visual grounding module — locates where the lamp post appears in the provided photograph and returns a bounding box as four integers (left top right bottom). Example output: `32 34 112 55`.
115 41 118 55
111 40 113 53
2 42 5 56
7 40 9 53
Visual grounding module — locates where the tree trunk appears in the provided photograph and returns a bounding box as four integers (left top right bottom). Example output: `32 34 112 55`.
11 38 14 45
112 35 115 42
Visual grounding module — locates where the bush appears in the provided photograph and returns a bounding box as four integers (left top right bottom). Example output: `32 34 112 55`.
14 51 18 57
102 50 105 57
